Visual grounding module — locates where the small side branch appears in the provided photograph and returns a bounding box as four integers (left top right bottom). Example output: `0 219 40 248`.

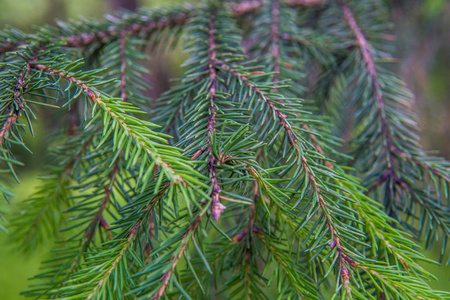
271 0 281 84
152 212 204 300
339 1 399 195
63 11 191 48
0 63 31 146
0 114 19 147
206 16 225 222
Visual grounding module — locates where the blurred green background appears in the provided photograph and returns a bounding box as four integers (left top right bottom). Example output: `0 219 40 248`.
0 0 449 298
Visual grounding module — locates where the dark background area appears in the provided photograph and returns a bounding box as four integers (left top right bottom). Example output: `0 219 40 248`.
0 0 448 298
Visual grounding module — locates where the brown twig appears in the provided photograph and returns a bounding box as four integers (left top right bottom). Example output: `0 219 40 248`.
271 0 281 85
284 0 326 6
205 16 225 222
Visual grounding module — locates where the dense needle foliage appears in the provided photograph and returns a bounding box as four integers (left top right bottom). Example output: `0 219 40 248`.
1 0 449 299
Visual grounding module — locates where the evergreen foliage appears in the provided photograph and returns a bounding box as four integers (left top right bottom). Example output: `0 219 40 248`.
0 0 449 299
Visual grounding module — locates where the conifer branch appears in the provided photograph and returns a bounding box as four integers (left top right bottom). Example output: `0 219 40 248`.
219 62 354 286
2 1 449 299
119 32 128 102
231 0 326 15
1 7 193 53
206 15 224 222
271 0 281 85
0 1 329 55
58 157 120 289
217 61 297 148
10 135 93 253
152 211 205 300
340 0 449 217
340 2 396 181
63 12 190 48
52 183 170 299
85 229 136 300
30 63 186 185
0 62 30 146
337 0 450 264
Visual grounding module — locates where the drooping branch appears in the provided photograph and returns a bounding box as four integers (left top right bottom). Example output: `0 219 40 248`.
63 9 191 49
30 63 185 185
339 1 402 189
1 8 193 54
0 1 329 54
218 62 355 288
16 135 93 251
52 156 120 293
340 1 449 188
267 4 332 166
76 183 169 300
85 229 135 300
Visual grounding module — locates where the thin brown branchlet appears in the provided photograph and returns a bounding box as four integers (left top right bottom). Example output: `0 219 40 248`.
205 16 225 222
0 63 31 146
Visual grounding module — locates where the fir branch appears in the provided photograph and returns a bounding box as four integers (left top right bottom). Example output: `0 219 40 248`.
217 48 434 297
271 0 281 85
152 211 205 300
30 62 190 187
254 228 320 299
340 1 396 176
206 15 225 222
10 135 93 253
0 62 31 178
85 229 136 300
62 11 190 48
0 0 330 55
338 1 447 188
50 183 170 299
339 0 450 255
119 32 128 102
2 1 449 299
1 6 193 53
